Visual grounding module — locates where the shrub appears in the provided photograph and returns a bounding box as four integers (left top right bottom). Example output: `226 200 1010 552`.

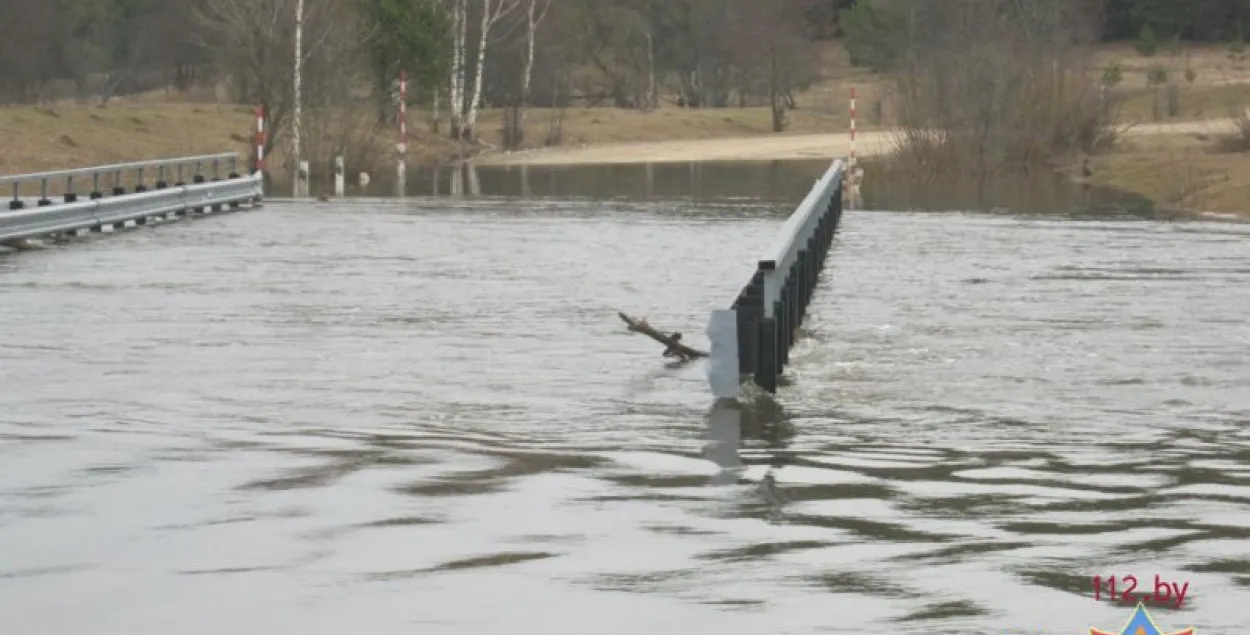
1135 24 1159 57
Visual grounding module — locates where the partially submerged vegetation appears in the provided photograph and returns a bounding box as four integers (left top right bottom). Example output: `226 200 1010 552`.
842 0 1117 179
837 0 1250 216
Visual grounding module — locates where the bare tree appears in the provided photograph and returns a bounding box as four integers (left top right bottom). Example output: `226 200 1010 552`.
505 0 553 145
447 0 467 138
521 0 553 109
875 0 1113 178
643 0 655 110
196 0 363 178
463 0 523 139
0 0 54 102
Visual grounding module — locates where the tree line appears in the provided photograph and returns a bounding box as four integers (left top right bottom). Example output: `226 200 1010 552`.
0 0 1238 172
1 0 1239 109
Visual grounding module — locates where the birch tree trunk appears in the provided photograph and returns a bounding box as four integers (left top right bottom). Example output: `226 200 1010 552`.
463 0 492 139
292 0 304 197
464 0 521 140
519 0 550 132
645 0 655 111
448 0 466 139
432 85 441 134
645 29 655 110
521 0 537 107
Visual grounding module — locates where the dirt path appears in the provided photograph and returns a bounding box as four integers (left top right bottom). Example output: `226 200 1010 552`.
477 118 1237 166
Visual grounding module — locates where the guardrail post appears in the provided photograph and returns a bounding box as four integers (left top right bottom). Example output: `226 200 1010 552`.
832 181 843 231
175 165 185 187
758 314 779 393
90 173 103 199
808 235 819 306
192 163 205 213
156 166 168 189
334 156 345 197
131 168 148 225
210 159 224 211
298 161 310 198
37 179 52 206
9 183 23 210
784 276 797 365
112 170 125 196
734 271 763 378
63 176 77 203
228 159 242 209
795 243 810 347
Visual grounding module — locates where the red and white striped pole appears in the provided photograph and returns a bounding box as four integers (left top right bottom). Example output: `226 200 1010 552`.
397 70 408 195
849 86 857 165
254 104 266 175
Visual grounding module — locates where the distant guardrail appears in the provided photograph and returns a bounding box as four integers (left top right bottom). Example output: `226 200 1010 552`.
0 153 262 244
705 159 845 397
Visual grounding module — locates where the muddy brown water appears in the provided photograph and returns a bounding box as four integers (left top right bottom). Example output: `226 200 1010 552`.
331 159 1159 215
1 161 1248 634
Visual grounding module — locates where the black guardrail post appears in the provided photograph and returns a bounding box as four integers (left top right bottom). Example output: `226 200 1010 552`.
37 179 52 207
9 183 24 210
757 311 779 393
227 157 242 209
192 164 206 213
746 160 847 395
734 271 764 379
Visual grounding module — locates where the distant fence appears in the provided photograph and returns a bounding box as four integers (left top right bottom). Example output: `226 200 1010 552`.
0 153 263 244
706 159 845 397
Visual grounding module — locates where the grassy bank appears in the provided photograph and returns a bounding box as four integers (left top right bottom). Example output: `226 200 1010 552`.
1083 132 1250 217
0 96 850 176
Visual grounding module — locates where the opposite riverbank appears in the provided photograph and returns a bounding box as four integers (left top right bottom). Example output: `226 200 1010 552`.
4 41 1249 217
6 103 1246 217
3 99 1247 217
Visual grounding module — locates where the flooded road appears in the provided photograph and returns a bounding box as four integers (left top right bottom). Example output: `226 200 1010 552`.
346 158 1157 215
1 189 1249 634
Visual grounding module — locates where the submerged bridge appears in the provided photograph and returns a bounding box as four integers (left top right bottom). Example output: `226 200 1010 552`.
705 159 846 397
0 153 262 245
0 153 848 398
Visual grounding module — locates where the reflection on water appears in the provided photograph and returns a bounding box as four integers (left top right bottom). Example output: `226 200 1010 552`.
396 160 831 203
1 189 1248 634
857 158 1159 216
377 158 1155 215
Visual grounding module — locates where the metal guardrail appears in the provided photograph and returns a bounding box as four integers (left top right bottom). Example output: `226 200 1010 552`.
0 172 263 243
3 153 242 208
705 158 846 398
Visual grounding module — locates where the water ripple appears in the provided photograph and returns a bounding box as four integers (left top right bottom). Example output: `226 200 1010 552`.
0 202 1247 634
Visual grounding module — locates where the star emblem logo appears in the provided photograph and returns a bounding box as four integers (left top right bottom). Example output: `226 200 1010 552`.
1090 602 1194 635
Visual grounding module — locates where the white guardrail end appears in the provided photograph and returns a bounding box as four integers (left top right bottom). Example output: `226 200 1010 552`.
706 309 741 399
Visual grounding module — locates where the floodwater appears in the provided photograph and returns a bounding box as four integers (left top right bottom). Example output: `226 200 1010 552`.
1 164 1248 635
352 158 1158 214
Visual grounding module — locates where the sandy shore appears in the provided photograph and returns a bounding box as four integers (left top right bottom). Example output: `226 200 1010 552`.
477 118 1237 166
